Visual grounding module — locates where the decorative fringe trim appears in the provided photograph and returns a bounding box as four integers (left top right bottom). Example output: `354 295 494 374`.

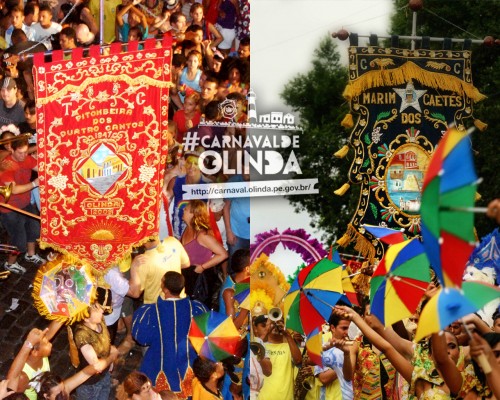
39 233 158 274
334 183 350 196
336 224 376 262
474 119 488 132
334 145 350 158
341 113 354 129
343 61 486 103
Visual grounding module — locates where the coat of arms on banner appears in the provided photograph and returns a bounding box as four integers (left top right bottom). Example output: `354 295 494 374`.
33 38 172 271
337 46 485 260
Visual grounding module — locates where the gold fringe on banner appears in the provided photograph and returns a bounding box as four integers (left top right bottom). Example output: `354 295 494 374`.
343 61 486 103
336 224 376 262
334 145 350 158
334 183 350 196
341 113 354 129
474 119 488 132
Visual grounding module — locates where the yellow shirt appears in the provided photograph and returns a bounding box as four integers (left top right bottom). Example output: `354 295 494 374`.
258 342 295 400
139 237 190 304
89 0 122 43
192 378 222 400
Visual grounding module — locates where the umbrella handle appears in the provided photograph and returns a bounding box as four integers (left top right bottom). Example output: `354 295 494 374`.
476 353 492 374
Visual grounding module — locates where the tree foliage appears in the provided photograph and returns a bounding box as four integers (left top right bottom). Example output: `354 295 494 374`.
280 37 358 244
281 2 500 242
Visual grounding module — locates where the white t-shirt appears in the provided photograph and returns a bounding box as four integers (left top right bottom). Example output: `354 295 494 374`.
30 22 62 50
314 346 353 400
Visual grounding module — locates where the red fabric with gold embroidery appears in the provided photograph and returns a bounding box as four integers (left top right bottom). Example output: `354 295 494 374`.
33 38 172 271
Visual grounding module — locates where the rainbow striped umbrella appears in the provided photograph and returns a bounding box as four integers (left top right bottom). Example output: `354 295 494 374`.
370 238 430 326
420 127 477 288
188 311 242 361
415 281 500 342
284 258 345 336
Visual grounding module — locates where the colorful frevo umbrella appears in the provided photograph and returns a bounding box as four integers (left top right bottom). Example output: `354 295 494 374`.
363 224 407 245
188 310 242 361
233 277 250 311
32 254 95 323
415 281 500 342
305 327 323 367
370 238 430 326
284 258 346 336
420 127 477 288
328 248 359 306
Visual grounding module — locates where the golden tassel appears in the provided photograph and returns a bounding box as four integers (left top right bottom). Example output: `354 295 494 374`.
475 192 482 202
341 113 354 129
474 119 488 132
334 183 350 196
334 145 350 158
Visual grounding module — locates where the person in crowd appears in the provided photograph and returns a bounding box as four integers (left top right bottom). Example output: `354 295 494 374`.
199 74 219 113
73 287 118 400
6 322 63 400
218 58 249 97
214 0 237 56
188 3 222 47
173 49 203 106
236 36 249 60
173 91 201 141
180 199 228 305
166 148 212 238
223 172 250 272
23 3 39 27
183 24 214 69
314 313 354 400
75 23 95 46
128 236 190 304
132 271 207 398
342 297 396 399
66 0 99 37
257 315 302 400
0 136 43 274
0 77 25 125
493 310 500 333
191 356 225 400
487 198 500 225
116 0 149 43
30 4 62 50
469 332 500 399
116 371 163 400
59 26 77 53
168 11 187 41
4 7 34 47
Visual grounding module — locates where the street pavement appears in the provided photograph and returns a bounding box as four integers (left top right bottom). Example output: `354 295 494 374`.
0 243 143 398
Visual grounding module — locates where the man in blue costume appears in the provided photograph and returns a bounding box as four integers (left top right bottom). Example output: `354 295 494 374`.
132 271 207 398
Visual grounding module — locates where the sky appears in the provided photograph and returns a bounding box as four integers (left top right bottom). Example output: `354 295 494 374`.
250 0 394 277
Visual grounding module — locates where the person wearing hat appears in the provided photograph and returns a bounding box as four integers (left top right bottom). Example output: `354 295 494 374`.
73 287 118 400
0 77 26 126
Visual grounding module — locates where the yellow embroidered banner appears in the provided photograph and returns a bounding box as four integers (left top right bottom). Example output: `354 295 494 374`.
33 38 172 271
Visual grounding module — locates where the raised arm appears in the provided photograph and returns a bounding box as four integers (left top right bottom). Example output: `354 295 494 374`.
431 332 463 396
334 305 414 383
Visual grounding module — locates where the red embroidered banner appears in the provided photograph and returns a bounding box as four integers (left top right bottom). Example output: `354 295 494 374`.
33 38 172 271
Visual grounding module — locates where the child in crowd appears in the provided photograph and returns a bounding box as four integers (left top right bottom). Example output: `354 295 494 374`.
116 0 149 43
173 91 201 142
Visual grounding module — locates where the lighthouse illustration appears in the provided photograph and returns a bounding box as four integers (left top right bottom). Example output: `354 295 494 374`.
247 89 257 123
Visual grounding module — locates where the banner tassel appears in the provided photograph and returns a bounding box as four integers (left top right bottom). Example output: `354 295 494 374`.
473 119 488 132
341 113 354 129
334 145 350 158
334 183 350 196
